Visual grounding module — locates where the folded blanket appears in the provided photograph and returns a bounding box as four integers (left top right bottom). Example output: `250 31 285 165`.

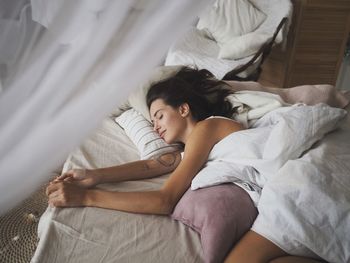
191 104 347 206
226 81 350 109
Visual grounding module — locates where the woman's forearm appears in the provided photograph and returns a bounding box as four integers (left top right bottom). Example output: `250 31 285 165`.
89 152 181 185
85 189 172 215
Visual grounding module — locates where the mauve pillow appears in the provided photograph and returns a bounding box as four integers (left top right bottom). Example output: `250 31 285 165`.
171 184 258 263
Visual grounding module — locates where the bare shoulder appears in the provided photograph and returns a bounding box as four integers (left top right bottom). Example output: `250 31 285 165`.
199 117 243 134
199 117 243 128
190 118 244 145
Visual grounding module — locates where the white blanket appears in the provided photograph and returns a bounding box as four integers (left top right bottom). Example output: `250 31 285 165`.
191 103 350 262
252 106 350 262
191 104 347 205
228 90 286 128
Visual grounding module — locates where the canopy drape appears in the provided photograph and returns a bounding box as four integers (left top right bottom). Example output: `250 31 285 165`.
0 0 211 214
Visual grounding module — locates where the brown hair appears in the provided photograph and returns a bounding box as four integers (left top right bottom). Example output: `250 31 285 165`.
146 66 235 121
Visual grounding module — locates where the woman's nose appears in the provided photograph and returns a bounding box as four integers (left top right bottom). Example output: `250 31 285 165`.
153 121 160 132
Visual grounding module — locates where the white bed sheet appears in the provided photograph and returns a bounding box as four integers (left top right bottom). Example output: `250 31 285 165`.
31 118 203 263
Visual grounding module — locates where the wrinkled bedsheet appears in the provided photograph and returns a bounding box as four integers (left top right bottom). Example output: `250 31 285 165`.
31 118 203 263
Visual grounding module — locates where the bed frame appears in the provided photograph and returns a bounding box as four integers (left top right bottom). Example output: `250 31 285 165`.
222 17 288 82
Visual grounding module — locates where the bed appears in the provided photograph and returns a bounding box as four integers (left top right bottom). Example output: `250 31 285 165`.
31 113 205 263
30 70 350 263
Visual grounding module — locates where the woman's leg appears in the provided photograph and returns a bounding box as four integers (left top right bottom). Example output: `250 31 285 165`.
270 256 326 263
224 230 288 263
224 231 326 263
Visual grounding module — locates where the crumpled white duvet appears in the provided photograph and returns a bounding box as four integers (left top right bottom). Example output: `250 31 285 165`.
192 103 347 193
252 109 350 262
191 103 350 262
228 90 286 128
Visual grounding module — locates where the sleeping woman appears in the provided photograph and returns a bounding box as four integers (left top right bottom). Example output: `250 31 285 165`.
46 66 323 263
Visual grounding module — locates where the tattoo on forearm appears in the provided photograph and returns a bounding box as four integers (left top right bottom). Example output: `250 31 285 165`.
143 163 151 171
156 152 178 167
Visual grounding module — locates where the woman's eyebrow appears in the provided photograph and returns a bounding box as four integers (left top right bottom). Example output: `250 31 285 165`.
150 109 162 124
153 109 162 118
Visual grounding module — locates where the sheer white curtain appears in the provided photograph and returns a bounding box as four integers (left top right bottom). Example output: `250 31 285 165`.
0 0 211 214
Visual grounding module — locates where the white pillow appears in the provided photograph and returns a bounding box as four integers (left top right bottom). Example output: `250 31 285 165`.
218 32 271 60
115 108 182 160
128 66 182 121
197 0 267 45
111 65 182 121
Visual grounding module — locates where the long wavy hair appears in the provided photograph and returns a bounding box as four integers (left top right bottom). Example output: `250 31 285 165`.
146 66 235 121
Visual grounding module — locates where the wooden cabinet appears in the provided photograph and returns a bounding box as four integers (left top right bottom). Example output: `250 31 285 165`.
259 0 350 88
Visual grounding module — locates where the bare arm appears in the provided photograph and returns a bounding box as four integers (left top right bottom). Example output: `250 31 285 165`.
90 151 181 184
47 119 243 215
54 152 181 188
83 121 221 214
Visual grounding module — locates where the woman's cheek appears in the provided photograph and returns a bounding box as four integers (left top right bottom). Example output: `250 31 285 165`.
162 132 171 144
163 134 170 143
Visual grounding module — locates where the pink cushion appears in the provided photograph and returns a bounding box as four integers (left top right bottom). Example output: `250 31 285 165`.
171 184 258 263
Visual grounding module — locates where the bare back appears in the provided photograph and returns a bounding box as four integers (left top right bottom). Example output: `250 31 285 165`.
161 118 244 210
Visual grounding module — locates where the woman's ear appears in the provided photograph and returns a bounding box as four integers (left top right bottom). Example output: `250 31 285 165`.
179 103 190 117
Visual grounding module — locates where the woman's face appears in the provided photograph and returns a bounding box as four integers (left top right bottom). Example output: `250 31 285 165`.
149 98 187 144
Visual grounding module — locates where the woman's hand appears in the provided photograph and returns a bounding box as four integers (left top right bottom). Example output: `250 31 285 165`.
53 169 99 188
46 181 90 207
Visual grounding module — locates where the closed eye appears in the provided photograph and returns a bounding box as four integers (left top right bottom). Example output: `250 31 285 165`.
154 110 163 120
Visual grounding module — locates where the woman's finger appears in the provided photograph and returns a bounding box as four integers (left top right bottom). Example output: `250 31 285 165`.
63 177 73 182
48 190 69 207
50 200 61 207
48 195 61 207
47 182 86 207
45 184 54 195
56 171 73 181
46 182 62 196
